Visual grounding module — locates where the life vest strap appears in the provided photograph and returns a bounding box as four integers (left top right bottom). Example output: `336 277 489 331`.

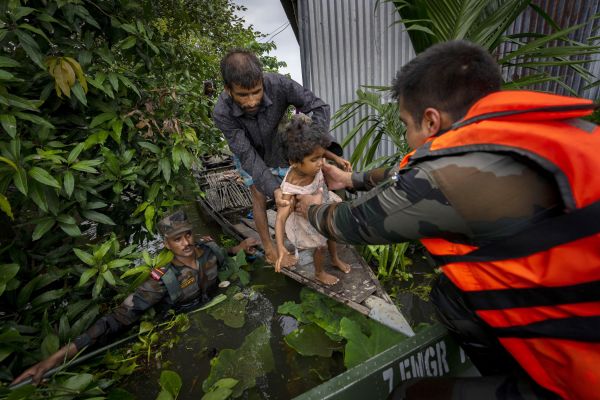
493 315 600 342
464 279 600 310
433 199 600 265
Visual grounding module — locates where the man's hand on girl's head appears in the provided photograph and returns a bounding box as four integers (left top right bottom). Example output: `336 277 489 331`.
322 162 353 190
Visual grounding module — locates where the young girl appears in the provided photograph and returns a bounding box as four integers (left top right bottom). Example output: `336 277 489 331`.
274 116 352 285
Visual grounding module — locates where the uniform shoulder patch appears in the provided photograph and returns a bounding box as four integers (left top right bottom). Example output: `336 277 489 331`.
150 267 167 281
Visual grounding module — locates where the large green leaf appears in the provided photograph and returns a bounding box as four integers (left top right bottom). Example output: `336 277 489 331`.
339 317 406 369
202 325 274 398
81 209 116 225
0 114 17 138
156 370 182 400
29 166 61 188
63 170 74 197
32 217 55 240
207 287 248 328
284 323 343 357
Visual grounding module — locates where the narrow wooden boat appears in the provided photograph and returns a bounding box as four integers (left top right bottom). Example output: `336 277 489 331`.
194 156 414 337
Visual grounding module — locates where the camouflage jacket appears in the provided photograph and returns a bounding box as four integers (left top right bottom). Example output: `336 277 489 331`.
73 241 228 350
307 152 561 246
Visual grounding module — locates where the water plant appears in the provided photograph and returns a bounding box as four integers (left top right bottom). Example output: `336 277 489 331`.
202 325 274 398
278 288 407 369
362 242 413 283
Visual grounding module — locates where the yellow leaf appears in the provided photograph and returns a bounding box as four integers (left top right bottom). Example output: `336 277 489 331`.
60 59 76 86
45 56 58 77
53 62 70 98
64 56 87 93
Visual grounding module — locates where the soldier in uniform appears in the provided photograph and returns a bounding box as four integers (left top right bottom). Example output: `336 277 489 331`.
11 210 257 385
296 40 600 399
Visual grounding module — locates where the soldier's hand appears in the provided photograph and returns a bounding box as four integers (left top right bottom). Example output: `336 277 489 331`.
11 357 57 386
240 237 258 255
322 163 353 190
295 188 323 219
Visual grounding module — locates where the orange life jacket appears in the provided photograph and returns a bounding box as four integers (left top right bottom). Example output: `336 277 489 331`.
400 91 600 400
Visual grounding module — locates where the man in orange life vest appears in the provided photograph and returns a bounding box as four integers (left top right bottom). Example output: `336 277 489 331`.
296 40 600 399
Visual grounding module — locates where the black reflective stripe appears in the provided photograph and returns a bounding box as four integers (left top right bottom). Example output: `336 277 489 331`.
493 316 600 342
438 103 599 135
464 280 600 310
433 199 600 265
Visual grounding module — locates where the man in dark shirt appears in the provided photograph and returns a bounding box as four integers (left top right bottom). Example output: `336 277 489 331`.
11 210 257 385
213 49 349 265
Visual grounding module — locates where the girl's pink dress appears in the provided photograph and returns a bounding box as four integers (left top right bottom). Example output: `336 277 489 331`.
280 168 342 249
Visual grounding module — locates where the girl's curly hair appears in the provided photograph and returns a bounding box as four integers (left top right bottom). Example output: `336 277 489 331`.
283 114 331 163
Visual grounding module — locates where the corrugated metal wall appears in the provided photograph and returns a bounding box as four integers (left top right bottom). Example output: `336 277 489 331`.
296 0 599 161
501 0 600 99
297 0 415 160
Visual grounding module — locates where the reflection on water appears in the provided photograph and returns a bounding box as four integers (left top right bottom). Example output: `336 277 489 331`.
120 204 345 399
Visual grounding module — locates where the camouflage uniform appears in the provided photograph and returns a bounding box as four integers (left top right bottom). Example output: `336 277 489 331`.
73 211 230 350
307 152 564 398
307 152 561 246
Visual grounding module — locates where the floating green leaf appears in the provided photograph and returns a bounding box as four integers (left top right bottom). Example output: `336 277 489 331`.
207 287 248 328
202 325 274 398
202 378 238 400
156 370 182 400
284 323 343 358
339 317 406 369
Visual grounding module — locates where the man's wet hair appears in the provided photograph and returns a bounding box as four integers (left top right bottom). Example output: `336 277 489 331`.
391 40 501 125
284 115 331 164
220 49 263 89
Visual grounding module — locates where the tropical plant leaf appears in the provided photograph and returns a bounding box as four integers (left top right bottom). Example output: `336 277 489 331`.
284 323 342 357
81 209 116 225
0 114 17 138
202 325 274 397
0 194 13 220
29 166 61 188
32 217 55 240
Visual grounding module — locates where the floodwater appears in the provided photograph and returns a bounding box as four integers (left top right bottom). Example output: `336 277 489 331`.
119 204 346 399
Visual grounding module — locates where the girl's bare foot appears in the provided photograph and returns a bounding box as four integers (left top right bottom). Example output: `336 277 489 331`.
332 258 351 274
315 271 339 286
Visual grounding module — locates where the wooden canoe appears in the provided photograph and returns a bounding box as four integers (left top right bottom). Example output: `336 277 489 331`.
194 157 414 337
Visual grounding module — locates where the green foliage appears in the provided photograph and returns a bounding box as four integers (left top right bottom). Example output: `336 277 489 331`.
362 242 413 283
0 0 282 394
218 250 251 286
207 286 248 328
388 0 600 91
202 325 274 398
284 324 342 357
332 87 409 170
339 317 406 368
156 370 182 400
278 288 406 369
201 378 239 400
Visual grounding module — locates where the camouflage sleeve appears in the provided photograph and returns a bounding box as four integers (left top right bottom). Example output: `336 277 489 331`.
73 278 168 350
307 166 469 244
202 240 229 271
351 167 396 191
